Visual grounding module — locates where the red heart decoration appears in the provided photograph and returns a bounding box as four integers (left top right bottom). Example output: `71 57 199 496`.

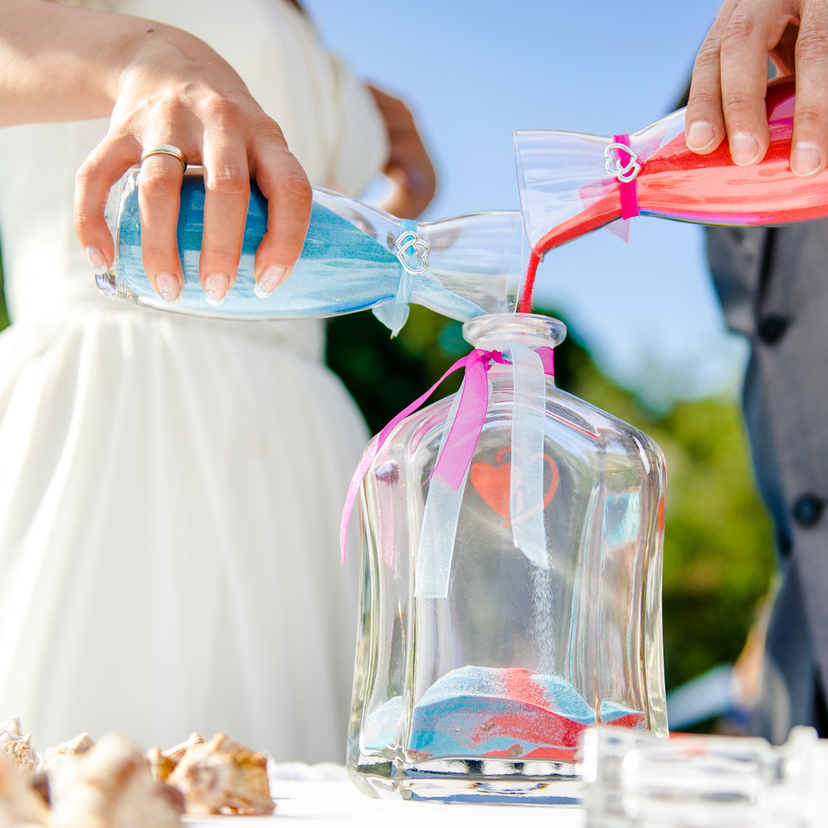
470 448 559 527
470 451 512 521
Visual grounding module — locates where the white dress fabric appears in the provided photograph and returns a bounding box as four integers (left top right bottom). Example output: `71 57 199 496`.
0 0 388 761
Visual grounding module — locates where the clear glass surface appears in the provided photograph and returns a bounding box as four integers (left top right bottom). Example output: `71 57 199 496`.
581 726 828 828
97 167 523 324
347 313 667 803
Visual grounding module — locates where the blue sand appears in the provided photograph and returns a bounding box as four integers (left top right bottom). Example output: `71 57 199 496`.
115 178 486 321
362 666 644 759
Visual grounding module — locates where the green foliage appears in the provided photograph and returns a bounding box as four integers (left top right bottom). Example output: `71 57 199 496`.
326 305 466 434
0 259 7 332
327 305 776 694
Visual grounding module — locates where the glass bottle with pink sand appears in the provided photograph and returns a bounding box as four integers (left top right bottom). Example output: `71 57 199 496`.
346 312 667 803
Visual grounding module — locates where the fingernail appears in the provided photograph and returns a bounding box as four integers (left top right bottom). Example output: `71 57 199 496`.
156 272 181 303
203 272 229 305
730 132 760 166
686 121 716 152
85 246 108 275
792 142 821 177
254 264 288 298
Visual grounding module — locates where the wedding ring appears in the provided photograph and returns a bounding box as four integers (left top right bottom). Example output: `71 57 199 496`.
140 144 188 172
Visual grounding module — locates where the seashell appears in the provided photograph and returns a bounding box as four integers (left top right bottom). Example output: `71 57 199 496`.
167 732 274 816
48 733 183 828
162 732 204 764
0 718 24 742
0 718 38 778
147 733 204 783
41 733 95 773
0 749 49 825
154 780 186 816
42 733 97 803
146 747 177 784
2 734 38 779
30 770 50 808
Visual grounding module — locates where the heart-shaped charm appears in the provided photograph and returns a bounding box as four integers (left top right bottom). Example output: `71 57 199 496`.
470 448 513 521
394 230 429 274
470 448 559 527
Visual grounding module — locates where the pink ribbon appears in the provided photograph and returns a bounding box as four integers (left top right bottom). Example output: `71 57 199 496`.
339 345 555 564
613 133 640 220
432 350 508 491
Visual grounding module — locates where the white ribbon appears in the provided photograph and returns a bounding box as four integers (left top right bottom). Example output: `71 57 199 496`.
372 219 422 337
502 342 549 569
371 266 411 337
415 379 468 599
414 343 550 598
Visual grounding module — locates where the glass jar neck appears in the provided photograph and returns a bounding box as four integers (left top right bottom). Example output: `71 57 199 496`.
462 312 567 352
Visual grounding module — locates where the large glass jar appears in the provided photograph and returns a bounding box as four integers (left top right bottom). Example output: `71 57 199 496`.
347 313 667 803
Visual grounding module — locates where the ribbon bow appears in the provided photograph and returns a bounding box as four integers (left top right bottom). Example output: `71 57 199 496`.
340 344 555 599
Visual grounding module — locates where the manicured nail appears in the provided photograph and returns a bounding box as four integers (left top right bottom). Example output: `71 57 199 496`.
730 132 760 166
686 121 716 152
156 272 181 303
203 272 229 305
792 142 821 177
85 246 108 275
254 264 288 298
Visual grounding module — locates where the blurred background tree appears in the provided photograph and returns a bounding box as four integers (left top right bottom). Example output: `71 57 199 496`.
0 264 7 331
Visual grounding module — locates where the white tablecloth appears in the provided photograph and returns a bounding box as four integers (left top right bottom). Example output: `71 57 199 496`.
183 763 586 827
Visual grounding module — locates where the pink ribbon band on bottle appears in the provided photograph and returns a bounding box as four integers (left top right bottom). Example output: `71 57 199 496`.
613 134 640 220
339 346 555 564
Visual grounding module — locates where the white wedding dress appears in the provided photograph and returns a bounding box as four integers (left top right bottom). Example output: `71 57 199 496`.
0 0 387 761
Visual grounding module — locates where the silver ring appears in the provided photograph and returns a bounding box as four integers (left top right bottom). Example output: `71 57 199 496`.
140 144 188 172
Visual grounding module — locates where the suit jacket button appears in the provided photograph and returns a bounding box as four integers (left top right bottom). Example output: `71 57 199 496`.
758 315 789 345
793 494 823 528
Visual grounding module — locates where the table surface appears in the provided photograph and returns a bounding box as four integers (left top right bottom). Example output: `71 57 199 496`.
182 764 586 827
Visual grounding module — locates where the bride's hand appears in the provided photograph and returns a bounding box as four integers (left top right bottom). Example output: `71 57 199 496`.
73 23 311 304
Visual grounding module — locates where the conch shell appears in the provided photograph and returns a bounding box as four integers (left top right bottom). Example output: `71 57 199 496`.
41 733 95 774
48 733 183 828
167 732 274 816
147 733 204 783
0 749 48 826
0 717 38 780
41 733 96 805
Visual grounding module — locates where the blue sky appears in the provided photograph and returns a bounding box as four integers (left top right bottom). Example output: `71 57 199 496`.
303 0 745 409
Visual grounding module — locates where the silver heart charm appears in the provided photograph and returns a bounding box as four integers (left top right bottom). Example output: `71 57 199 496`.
394 230 430 274
604 142 641 183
